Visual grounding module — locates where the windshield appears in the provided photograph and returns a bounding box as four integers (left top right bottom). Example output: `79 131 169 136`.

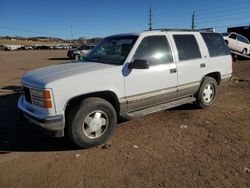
84 36 138 65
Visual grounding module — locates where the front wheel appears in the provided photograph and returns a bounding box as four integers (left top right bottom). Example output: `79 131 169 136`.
66 98 117 148
242 48 248 55
74 54 80 60
195 76 218 109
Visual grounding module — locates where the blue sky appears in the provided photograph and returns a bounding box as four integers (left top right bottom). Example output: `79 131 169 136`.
0 0 250 39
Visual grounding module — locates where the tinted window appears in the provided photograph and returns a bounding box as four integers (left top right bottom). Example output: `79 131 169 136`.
237 35 249 44
201 33 230 57
229 34 236 39
133 36 173 65
173 35 201 61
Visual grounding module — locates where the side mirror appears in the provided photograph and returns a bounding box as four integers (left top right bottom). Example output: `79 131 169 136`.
128 59 150 69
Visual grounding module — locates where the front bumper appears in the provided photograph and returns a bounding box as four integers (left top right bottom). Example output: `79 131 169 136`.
18 95 65 137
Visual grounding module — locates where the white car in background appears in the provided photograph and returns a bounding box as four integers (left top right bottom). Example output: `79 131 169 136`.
67 45 95 60
223 32 250 55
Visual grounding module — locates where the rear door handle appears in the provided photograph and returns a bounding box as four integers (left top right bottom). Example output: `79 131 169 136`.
200 63 206 68
170 68 177 73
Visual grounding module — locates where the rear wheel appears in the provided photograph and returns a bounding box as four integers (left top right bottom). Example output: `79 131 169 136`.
66 98 117 148
195 76 218 109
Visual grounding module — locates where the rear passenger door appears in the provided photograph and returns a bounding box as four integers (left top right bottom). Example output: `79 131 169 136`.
169 33 206 98
200 32 232 78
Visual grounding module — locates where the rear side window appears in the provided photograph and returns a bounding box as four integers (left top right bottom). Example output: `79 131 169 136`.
201 33 230 57
173 35 201 61
236 35 249 44
133 36 173 65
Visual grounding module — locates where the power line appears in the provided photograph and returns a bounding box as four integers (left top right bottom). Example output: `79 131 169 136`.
196 14 250 25
0 25 73 38
193 1 250 30
196 2 250 15
198 22 250 31
196 9 250 21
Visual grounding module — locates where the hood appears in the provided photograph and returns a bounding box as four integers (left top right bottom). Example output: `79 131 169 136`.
22 62 117 88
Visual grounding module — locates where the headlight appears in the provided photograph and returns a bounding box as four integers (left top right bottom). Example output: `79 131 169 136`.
31 89 51 99
30 88 52 109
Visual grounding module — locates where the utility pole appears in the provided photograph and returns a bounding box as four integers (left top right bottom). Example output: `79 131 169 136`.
148 6 152 31
70 25 73 41
191 11 195 30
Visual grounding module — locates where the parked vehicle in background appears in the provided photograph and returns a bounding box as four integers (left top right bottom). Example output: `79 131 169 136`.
223 32 250 55
18 29 232 148
67 45 95 60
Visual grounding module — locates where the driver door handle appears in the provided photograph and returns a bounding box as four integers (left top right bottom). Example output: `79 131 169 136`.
170 68 177 73
200 63 206 68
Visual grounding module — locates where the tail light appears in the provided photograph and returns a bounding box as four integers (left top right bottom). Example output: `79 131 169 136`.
231 54 235 71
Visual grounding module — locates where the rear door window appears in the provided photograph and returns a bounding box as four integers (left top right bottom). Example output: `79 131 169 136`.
173 35 201 61
236 35 249 44
201 33 230 57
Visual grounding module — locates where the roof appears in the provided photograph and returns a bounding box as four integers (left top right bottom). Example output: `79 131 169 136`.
106 28 215 38
107 33 140 38
147 28 215 32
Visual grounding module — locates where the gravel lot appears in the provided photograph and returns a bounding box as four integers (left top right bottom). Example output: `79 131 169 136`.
0 50 249 188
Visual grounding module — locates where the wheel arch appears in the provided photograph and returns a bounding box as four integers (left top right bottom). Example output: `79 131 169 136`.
64 91 121 122
204 72 221 85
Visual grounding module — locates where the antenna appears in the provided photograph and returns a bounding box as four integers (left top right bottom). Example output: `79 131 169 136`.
148 6 153 31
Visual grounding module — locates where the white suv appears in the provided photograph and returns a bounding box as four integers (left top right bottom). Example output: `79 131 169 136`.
223 32 250 55
18 29 232 148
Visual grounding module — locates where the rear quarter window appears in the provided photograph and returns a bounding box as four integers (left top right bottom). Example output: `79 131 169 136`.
237 35 249 44
201 33 230 57
173 35 201 61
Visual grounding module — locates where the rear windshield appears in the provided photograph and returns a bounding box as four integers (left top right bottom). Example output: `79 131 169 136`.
201 33 230 57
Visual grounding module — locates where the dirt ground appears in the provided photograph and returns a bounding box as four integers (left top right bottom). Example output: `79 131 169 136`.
0 50 249 188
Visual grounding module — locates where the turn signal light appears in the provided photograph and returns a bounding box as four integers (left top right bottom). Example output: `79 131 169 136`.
43 100 52 109
43 90 51 99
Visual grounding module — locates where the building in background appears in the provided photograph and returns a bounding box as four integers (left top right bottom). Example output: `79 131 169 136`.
227 25 250 41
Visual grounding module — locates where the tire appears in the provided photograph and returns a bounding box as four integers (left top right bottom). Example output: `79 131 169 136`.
242 48 247 55
225 40 228 45
66 98 117 148
74 54 80 60
195 76 218 109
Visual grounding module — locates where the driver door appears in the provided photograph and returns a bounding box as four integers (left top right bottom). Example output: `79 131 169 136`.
124 34 178 112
